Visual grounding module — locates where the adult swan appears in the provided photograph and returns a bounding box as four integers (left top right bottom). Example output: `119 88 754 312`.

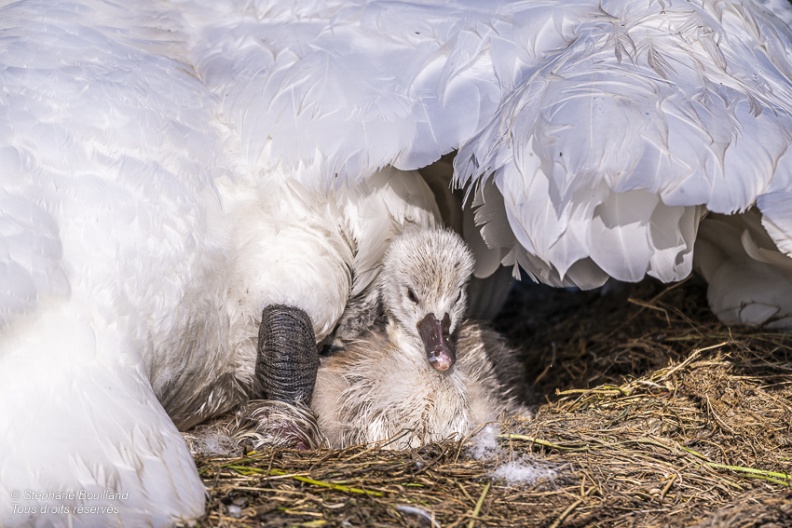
0 1 442 526
3 0 792 526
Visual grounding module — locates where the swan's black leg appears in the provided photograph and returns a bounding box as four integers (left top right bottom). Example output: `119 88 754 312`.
256 305 319 405
235 305 324 450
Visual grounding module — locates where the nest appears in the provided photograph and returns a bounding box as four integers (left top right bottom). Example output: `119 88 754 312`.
193 277 792 527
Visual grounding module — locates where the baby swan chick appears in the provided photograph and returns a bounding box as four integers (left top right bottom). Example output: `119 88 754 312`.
312 228 530 449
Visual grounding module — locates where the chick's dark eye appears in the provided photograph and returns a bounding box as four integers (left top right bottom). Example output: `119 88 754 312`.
407 287 419 304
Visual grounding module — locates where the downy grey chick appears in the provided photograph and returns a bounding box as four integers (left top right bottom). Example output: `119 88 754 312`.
312 227 531 449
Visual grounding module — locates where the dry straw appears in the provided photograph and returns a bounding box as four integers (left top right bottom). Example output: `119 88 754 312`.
193 278 792 527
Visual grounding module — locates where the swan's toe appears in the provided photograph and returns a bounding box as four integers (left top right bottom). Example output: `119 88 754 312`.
234 400 326 450
256 305 319 405
183 400 326 454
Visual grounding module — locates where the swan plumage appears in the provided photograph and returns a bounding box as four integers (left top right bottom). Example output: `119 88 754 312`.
1 2 222 524
183 0 792 324
454 0 792 291
0 1 440 525
695 210 792 328
4 0 792 526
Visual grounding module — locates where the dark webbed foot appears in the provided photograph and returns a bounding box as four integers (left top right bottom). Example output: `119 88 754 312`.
234 400 326 450
181 400 326 455
256 305 319 405
183 306 322 454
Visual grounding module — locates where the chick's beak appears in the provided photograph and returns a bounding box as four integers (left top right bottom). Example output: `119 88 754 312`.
417 312 455 371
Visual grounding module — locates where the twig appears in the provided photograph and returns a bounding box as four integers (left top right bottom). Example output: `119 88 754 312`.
703 462 791 486
225 465 385 496
660 474 677 499
498 434 592 452
467 481 491 528
548 486 596 528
